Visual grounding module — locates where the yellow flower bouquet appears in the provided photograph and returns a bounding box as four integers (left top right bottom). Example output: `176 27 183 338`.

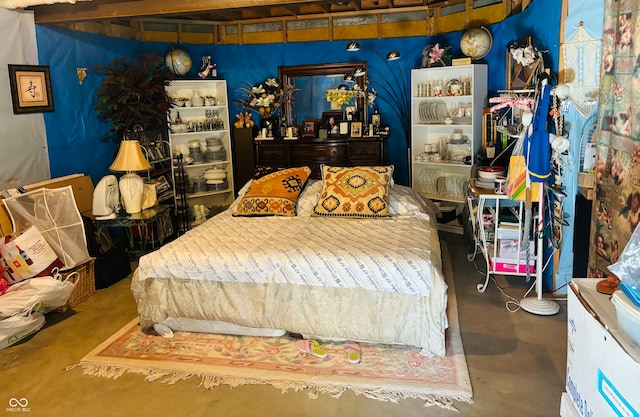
325 89 355 106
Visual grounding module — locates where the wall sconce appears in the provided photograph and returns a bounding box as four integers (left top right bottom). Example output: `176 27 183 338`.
76 68 87 85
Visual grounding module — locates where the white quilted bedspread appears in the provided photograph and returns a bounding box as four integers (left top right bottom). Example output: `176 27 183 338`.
136 183 442 297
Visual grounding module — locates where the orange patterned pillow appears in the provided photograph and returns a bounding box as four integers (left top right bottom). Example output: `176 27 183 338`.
233 166 312 216
313 165 394 218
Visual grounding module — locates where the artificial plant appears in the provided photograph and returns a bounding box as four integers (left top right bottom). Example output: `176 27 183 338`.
95 54 173 142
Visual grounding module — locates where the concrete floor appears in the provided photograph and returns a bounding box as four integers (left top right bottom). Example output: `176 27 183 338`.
0 233 567 417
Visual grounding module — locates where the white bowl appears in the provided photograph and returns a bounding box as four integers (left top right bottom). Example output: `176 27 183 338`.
171 123 189 133
206 179 224 184
207 145 223 152
477 166 505 180
204 172 227 180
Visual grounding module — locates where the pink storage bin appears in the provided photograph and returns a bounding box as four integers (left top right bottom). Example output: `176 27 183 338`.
490 258 535 274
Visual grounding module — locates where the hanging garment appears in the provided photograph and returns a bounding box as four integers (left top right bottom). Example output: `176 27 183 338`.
524 83 552 182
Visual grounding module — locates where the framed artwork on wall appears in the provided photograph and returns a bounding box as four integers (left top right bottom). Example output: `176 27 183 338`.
8 64 55 114
506 37 541 90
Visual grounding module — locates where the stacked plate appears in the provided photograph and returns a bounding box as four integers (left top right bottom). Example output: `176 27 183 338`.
418 100 448 124
206 137 222 149
475 166 505 190
204 137 225 161
189 140 205 163
192 177 207 193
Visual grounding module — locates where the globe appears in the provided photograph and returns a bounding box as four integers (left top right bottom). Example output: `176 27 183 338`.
460 27 493 60
165 49 192 76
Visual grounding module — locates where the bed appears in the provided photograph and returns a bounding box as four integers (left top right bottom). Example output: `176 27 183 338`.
131 165 449 356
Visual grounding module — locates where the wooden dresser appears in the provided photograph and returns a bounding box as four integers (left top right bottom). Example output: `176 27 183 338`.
254 137 387 178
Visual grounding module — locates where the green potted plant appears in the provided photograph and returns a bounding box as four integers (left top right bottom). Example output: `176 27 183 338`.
95 54 173 142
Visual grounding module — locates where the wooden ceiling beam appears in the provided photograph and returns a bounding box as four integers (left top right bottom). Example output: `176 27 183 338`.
315 3 331 13
32 0 329 23
281 4 301 16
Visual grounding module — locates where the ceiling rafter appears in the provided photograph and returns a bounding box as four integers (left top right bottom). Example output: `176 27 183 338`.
30 0 472 23
27 0 524 43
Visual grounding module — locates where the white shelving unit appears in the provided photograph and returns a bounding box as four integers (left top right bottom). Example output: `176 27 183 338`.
410 64 487 233
166 80 234 230
466 180 538 293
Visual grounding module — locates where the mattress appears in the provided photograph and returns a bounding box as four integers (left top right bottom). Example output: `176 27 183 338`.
131 181 449 355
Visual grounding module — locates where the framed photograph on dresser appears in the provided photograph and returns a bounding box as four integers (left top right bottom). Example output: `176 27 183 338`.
302 120 317 138
322 111 343 137
339 121 350 137
350 122 363 138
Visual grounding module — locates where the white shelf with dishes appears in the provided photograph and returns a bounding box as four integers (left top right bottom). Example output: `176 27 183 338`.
411 64 487 232
166 79 234 230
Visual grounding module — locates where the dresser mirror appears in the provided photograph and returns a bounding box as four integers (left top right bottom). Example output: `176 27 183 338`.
278 62 368 126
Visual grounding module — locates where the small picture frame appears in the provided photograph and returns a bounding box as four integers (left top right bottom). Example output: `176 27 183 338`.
321 111 343 137
350 122 363 138
371 113 381 127
8 64 54 114
302 120 317 138
339 121 350 137
345 106 355 121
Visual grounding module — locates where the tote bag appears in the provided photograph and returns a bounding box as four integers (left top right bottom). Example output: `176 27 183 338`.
0 226 64 285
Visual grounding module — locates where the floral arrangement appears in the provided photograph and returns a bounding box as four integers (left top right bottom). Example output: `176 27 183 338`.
510 44 538 67
424 43 452 67
325 84 377 107
355 84 378 107
235 77 282 117
325 88 355 106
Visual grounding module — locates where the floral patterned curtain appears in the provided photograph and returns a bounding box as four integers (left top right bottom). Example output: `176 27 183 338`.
589 0 640 277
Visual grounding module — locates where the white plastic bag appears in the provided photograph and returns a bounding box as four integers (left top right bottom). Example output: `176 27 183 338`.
0 309 45 351
609 224 640 291
0 270 78 318
0 225 64 284
4 185 90 268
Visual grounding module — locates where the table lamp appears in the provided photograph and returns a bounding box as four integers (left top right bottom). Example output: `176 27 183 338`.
109 140 151 214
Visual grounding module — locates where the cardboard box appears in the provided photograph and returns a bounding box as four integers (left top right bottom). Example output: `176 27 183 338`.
496 227 520 240
1 174 93 236
560 392 581 417
566 279 640 417
498 239 535 259
583 143 597 172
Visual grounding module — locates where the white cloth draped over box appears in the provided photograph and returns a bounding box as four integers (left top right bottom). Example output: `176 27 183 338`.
131 181 449 356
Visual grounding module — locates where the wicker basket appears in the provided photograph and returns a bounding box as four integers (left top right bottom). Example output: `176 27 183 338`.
578 172 596 189
58 257 96 312
579 186 595 200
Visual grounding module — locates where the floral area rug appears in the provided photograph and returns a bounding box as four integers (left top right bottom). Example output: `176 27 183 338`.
73 243 472 411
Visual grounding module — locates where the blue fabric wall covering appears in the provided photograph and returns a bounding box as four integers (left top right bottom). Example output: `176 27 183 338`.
36 0 560 187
